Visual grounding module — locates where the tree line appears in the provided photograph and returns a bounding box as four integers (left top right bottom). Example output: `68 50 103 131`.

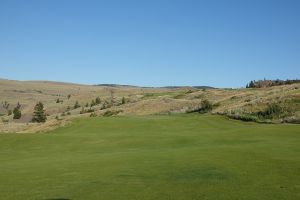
246 79 300 88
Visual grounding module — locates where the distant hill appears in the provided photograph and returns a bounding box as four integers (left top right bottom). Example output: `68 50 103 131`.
95 84 215 89
0 78 299 133
95 84 141 88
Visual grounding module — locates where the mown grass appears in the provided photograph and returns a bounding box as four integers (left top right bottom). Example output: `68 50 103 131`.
0 114 299 200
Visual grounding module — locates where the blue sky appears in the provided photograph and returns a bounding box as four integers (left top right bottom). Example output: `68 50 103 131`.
0 0 299 88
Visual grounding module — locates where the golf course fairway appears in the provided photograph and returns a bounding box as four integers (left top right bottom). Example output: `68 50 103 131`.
0 114 299 200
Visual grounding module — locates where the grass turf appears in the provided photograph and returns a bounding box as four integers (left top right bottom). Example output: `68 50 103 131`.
0 114 299 200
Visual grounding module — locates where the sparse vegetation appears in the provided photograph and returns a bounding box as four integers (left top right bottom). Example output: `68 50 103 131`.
56 98 63 103
90 99 96 107
0 79 299 133
257 103 286 119
80 107 95 114
1 117 9 123
2 101 9 110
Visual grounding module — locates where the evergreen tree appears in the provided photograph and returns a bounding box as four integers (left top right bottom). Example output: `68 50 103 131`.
32 102 47 123
249 80 255 88
13 103 22 119
95 97 101 105
122 97 126 104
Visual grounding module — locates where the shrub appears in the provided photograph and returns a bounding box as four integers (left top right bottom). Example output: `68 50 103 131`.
257 103 284 119
200 99 213 113
213 102 221 108
2 101 9 109
90 112 97 117
174 94 185 99
74 101 80 109
80 107 84 114
228 114 258 122
80 107 94 114
7 110 12 116
187 100 214 113
283 117 300 124
90 100 96 107
103 110 122 117
1 117 9 123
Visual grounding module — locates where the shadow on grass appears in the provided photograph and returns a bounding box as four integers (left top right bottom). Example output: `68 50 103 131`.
43 198 71 200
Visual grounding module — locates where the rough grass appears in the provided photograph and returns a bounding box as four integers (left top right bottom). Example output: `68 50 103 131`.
0 114 299 200
1 79 300 132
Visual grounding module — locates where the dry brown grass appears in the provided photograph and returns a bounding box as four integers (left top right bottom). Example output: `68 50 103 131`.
1 78 299 133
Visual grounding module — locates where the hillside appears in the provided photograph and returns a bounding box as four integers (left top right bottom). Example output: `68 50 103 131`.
0 78 299 133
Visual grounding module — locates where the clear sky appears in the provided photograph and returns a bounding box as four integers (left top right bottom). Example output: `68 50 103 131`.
0 0 299 88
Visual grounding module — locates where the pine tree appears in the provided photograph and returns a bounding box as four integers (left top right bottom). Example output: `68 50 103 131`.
122 97 126 104
95 97 101 105
32 102 47 123
249 80 255 88
13 103 22 119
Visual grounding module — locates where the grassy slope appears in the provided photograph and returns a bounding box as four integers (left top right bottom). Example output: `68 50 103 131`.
0 114 299 200
1 79 299 132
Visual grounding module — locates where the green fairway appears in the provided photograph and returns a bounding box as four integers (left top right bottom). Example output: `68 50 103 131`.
0 114 299 200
